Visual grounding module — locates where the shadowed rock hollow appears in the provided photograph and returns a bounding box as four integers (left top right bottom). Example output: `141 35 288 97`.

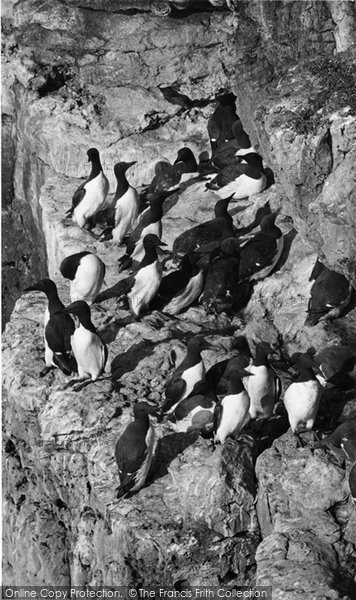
2 0 356 596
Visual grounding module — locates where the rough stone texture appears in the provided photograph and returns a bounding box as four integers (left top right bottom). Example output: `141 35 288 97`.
2 0 356 593
255 432 355 599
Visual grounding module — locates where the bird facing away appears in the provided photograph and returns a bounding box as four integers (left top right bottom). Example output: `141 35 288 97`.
207 100 239 151
101 161 138 244
213 364 252 444
150 252 204 315
115 401 157 498
23 278 75 377
305 265 352 326
243 341 281 419
162 336 214 415
66 148 109 230
206 153 266 200
238 212 284 282
127 234 167 319
63 300 108 386
170 380 218 434
172 196 236 262
283 353 322 443
60 252 106 305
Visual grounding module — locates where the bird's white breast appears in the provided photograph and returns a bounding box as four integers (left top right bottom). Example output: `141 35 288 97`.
113 186 139 244
217 173 267 200
71 325 105 379
73 172 109 227
128 261 162 317
71 255 105 305
215 391 250 443
164 270 204 315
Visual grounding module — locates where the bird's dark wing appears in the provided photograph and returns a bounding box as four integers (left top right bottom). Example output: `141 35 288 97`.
71 183 86 210
94 277 134 303
45 314 74 353
115 421 148 482
213 402 223 434
238 234 277 280
52 353 73 376
162 374 186 413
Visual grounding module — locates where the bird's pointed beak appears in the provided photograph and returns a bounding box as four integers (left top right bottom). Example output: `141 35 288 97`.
127 161 137 168
23 285 38 292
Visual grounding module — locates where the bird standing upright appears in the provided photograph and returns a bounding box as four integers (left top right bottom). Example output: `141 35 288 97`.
63 300 108 388
24 278 75 377
66 148 109 231
115 401 157 498
243 341 281 419
100 161 138 244
284 353 322 444
213 365 252 444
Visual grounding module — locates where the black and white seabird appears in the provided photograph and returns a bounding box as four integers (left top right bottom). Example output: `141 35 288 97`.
150 252 204 315
211 120 256 169
172 202 236 264
118 189 178 271
206 153 267 199
243 341 281 419
200 236 241 314
173 147 198 180
238 212 284 282
284 353 322 443
162 336 214 415
169 380 218 434
60 251 106 305
316 419 356 462
115 401 157 498
66 148 109 230
313 344 356 389
207 99 239 151
100 161 138 244
205 336 253 395
24 278 75 376
127 234 167 319
213 364 252 444
63 300 108 387
305 265 352 326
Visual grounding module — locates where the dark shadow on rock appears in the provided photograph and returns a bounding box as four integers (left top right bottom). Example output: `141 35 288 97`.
149 431 200 482
111 339 158 380
244 414 290 462
100 315 133 344
271 228 298 274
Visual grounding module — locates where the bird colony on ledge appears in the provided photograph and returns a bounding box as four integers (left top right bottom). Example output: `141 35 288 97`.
22 97 356 502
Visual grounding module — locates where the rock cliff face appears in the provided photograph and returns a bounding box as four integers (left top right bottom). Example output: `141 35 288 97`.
2 0 356 596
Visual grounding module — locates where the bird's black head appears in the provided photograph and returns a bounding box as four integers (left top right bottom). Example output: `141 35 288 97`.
255 341 274 355
214 195 234 218
87 148 100 162
260 212 279 233
142 234 167 249
63 300 91 320
24 278 57 295
220 237 240 257
174 147 196 164
133 401 159 419
114 161 136 178
231 336 252 355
